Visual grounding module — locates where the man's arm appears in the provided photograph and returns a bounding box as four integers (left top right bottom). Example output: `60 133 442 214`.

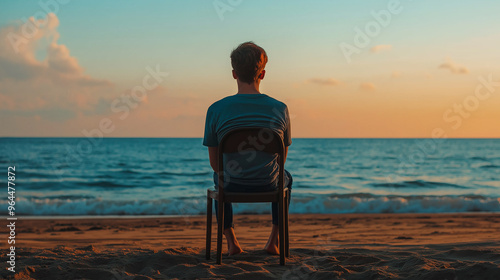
208 146 218 173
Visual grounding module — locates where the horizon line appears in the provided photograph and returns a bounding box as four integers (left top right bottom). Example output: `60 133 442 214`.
1 136 500 140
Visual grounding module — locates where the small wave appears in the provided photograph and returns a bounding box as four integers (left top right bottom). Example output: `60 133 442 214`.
372 180 469 189
181 158 204 162
354 166 372 170
138 175 158 180
7 194 500 215
346 176 365 180
95 174 115 179
17 171 53 178
157 171 211 177
27 195 96 200
328 193 376 199
77 180 132 188
295 184 315 189
20 182 77 190
480 164 500 169
98 172 163 181
119 169 140 174
470 156 488 161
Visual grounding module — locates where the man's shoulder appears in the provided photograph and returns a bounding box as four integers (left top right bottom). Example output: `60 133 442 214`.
207 95 234 111
263 94 287 109
258 95 289 116
208 94 288 112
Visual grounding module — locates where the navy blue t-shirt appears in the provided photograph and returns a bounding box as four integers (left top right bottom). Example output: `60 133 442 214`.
203 93 291 187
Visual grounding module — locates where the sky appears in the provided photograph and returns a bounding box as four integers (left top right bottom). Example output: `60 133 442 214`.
0 0 499 138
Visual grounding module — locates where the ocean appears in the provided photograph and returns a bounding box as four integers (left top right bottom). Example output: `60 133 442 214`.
1 138 499 216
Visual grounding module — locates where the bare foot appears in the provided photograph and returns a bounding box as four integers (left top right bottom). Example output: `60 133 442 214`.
264 225 280 255
228 243 244 256
264 240 279 255
224 228 243 256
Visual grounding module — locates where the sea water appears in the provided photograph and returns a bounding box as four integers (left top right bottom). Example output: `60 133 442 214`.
1 138 499 215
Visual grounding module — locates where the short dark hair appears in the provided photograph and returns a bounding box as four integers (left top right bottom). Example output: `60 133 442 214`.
230 41 268 84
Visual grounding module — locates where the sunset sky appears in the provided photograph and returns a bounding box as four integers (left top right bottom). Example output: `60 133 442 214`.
1 0 499 138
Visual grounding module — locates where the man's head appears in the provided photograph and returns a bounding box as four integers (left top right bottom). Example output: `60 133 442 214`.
230 41 268 85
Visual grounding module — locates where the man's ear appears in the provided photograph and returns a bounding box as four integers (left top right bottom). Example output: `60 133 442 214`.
232 70 238 80
259 70 266 80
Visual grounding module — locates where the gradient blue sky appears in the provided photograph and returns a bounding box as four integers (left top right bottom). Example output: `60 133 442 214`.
1 0 499 137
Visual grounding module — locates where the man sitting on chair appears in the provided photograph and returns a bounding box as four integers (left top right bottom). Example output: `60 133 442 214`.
203 41 293 256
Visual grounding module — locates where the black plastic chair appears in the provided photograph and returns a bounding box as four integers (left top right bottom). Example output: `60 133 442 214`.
205 127 290 265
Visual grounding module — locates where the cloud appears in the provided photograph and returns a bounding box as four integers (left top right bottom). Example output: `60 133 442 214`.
47 43 82 74
307 78 341 86
438 58 469 74
370 45 392 53
0 107 76 122
391 71 401 78
360 82 376 91
0 13 114 121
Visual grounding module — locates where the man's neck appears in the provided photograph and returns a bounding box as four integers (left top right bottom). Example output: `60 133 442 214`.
236 81 261 94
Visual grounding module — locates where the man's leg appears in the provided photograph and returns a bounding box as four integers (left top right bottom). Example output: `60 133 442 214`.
214 200 234 230
213 172 243 255
265 170 293 255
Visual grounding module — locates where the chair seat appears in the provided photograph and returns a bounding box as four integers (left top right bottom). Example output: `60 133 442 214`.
208 188 288 203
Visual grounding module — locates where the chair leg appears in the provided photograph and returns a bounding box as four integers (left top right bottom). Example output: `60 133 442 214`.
206 196 212 260
285 191 290 258
279 194 285 265
216 201 224 265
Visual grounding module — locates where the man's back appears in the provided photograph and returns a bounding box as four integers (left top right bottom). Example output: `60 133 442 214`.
203 93 291 187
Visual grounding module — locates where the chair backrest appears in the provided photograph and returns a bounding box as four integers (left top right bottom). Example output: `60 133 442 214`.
217 127 285 195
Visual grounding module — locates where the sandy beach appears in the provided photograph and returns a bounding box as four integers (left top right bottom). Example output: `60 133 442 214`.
2 213 499 279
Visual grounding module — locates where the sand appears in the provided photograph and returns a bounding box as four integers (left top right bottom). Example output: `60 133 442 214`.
1 213 499 279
